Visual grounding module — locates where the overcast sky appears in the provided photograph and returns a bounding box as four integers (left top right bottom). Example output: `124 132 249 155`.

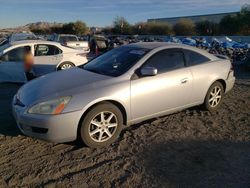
0 0 248 28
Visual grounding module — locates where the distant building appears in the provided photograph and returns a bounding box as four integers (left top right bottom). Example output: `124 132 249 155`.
148 12 239 25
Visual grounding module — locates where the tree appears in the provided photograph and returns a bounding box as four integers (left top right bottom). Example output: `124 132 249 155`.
146 22 172 35
238 4 250 35
196 20 219 35
50 26 63 34
112 17 132 34
102 26 113 34
219 4 250 35
219 15 240 35
60 21 88 35
133 22 172 35
73 21 88 35
241 4 250 14
61 22 75 34
173 19 196 36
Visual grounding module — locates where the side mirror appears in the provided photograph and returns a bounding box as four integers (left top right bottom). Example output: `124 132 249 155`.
140 66 158 76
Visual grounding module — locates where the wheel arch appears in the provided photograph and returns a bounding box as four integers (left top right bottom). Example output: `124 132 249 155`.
56 61 75 70
77 100 128 139
203 78 226 102
214 79 226 92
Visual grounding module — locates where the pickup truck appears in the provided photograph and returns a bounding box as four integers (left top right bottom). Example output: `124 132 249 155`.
51 34 90 53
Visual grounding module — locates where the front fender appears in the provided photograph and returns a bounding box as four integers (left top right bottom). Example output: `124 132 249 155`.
63 81 131 121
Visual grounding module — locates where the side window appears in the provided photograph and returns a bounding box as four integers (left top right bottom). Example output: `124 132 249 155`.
34 44 62 56
0 46 31 62
67 36 78 41
143 49 185 74
59 36 67 43
184 49 210 66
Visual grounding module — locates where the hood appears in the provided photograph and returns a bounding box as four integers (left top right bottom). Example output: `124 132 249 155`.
18 67 111 106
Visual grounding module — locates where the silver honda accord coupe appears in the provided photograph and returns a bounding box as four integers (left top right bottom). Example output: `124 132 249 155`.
12 42 235 147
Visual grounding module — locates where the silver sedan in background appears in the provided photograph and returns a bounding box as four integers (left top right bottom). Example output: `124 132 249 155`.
12 42 235 147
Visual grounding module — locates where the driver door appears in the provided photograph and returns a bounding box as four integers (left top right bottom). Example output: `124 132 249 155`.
130 49 193 120
0 46 30 83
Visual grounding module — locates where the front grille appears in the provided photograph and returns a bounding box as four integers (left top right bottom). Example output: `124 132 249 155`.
31 127 48 134
20 124 48 134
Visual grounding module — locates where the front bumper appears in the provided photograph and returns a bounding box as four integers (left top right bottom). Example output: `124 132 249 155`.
12 96 82 143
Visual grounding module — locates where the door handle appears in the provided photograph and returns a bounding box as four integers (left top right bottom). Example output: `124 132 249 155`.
181 78 188 84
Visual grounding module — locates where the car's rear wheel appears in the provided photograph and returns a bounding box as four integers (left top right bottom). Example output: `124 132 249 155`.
203 81 224 111
57 62 75 70
80 103 123 148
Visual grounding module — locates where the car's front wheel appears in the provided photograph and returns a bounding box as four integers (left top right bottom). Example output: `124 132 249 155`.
203 81 224 111
80 103 123 147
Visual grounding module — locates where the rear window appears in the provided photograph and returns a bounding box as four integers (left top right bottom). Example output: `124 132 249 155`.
59 36 77 43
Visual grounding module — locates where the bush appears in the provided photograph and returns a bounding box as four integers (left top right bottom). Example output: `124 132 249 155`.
196 20 219 35
173 19 196 36
30 21 88 35
219 15 240 35
145 22 172 35
73 21 88 35
219 4 250 35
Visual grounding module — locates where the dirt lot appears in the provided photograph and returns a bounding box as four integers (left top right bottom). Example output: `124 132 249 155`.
0 66 249 188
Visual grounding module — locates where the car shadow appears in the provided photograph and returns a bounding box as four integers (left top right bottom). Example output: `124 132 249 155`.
0 83 22 136
120 105 206 137
139 140 250 188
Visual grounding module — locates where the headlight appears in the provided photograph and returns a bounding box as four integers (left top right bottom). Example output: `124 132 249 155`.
27 96 71 115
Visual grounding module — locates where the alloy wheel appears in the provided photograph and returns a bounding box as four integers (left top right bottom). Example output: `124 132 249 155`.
61 63 72 70
208 86 222 107
88 111 118 142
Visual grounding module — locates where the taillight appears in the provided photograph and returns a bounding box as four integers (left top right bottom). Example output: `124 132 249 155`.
227 63 234 79
230 63 234 71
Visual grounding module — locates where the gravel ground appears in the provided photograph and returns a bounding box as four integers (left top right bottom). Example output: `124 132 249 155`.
0 67 249 188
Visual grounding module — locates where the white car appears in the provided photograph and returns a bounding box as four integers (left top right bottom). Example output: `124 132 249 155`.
0 40 88 83
51 34 90 53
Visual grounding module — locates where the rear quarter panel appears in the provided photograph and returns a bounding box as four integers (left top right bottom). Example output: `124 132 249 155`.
190 59 231 103
58 49 88 67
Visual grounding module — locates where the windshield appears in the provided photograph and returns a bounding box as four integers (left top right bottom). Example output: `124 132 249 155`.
10 34 37 41
83 46 149 77
0 43 11 53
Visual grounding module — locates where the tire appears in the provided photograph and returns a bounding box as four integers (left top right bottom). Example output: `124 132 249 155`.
80 103 123 148
203 81 224 111
57 62 75 71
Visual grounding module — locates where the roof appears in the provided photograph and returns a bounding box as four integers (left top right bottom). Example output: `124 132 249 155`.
127 42 187 49
126 42 218 60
